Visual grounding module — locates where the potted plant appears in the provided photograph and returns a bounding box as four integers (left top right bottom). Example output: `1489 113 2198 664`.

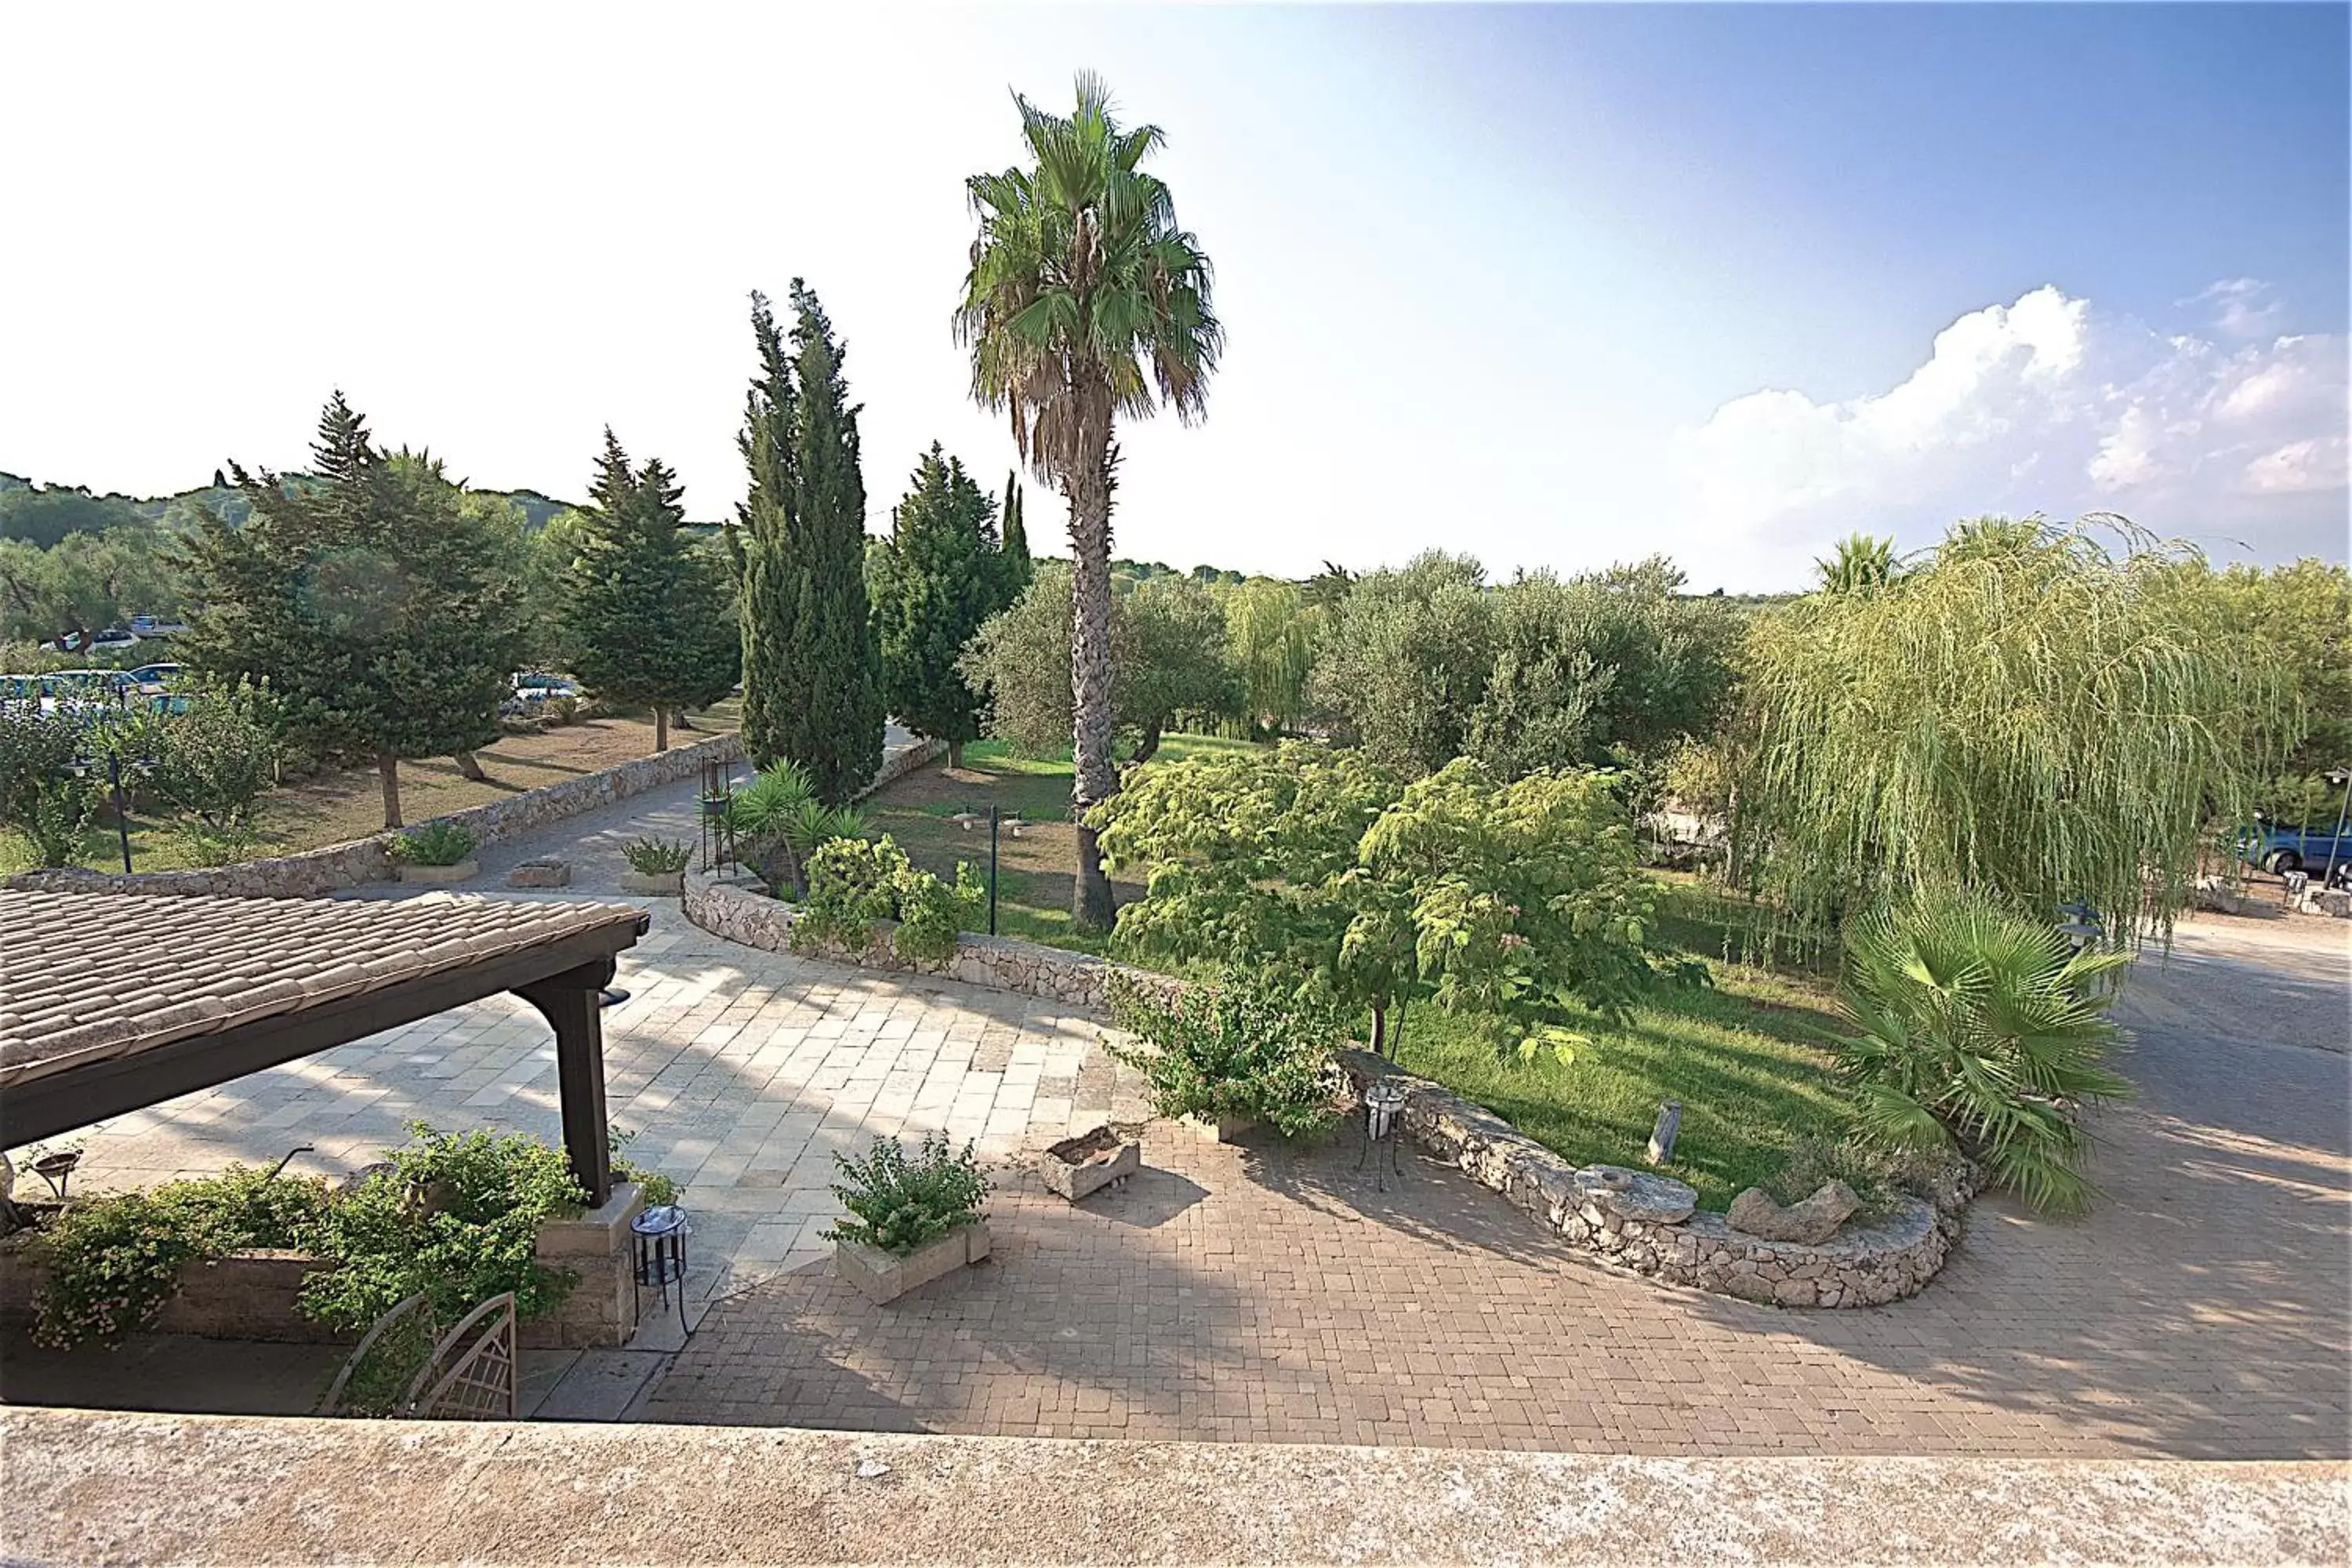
1038 1124 1141 1202
824 1132 989 1304
389 822 478 884
619 837 692 896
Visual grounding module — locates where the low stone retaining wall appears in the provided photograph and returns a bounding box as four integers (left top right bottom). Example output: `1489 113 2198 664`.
1338 1051 1962 1308
684 867 1178 1012
6 733 743 899
0 1184 648 1349
862 735 948 798
681 877 1969 1308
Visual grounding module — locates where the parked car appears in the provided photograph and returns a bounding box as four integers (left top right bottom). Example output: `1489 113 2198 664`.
127 615 189 637
512 671 579 699
2241 820 2352 876
125 662 183 693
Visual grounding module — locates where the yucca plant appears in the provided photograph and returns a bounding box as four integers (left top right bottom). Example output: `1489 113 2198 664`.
1836 892 2133 1215
725 760 869 896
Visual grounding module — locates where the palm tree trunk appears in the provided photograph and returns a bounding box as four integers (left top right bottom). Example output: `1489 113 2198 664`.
1067 447 1118 934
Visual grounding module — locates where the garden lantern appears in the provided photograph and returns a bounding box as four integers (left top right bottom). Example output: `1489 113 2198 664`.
1355 1078 1410 1192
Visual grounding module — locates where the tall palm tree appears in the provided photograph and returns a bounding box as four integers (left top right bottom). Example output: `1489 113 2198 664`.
956 73 1222 931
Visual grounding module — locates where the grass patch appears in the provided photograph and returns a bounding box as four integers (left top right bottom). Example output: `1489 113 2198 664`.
1388 958 1860 1211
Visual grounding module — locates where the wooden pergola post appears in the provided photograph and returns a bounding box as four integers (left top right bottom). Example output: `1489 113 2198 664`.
515 958 619 1208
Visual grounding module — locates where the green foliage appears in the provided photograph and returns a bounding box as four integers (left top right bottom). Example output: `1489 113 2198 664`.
822 1131 988 1257
0 484 151 549
0 701 97 866
959 564 1241 762
869 445 1020 760
1308 552 1493 775
1108 971 1343 1138
1733 517 2299 938
1222 577 1323 735
33 1163 332 1348
0 524 185 654
1814 532 1897 595
794 833 982 962
1097 744 1675 1051
131 685 279 864
299 1123 586 1330
727 758 868 894
1836 892 2133 1215
560 430 739 746
2210 557 2351 817
176 395 525 828
622 836 692 875
734 285 884 804
390 821 475 866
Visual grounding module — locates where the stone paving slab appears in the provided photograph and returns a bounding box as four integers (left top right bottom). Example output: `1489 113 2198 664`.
4 1409 2345 1566
8 905 1148 1305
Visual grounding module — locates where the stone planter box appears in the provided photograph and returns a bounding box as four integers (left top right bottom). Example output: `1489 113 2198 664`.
0 1184 647 1348
1180 1112 1258 1144
619 869 686 896
834 1221 991 1305
395 858 478 885
1040 1127 1141 1201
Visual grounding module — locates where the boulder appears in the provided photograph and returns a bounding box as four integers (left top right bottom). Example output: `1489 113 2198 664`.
1726 1180 1861 1245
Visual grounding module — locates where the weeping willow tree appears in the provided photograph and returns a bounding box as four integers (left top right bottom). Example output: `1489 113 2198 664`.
1733 516 2299 942
1224 577 1320 736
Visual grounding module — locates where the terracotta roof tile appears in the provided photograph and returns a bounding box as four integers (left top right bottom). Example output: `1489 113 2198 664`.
0 890 646 1088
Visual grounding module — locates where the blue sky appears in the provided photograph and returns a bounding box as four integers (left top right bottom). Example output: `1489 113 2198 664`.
2 2 2343 588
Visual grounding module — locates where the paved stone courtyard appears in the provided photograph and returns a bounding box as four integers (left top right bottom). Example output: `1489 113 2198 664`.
8 764 2346 1457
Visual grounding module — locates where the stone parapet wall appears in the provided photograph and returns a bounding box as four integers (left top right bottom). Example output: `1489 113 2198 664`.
6 734 743 900
0 1184 646 1349
1338 1051 1961 1308
861 736 947 798
684 868 1180 1013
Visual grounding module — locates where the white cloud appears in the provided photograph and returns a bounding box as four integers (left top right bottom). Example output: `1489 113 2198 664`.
2183 277 2284 338
1677 285 2348 581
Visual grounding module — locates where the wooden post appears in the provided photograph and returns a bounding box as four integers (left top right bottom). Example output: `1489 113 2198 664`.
516 960 616 1207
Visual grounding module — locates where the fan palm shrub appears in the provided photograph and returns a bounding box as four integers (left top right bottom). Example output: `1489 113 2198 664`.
1835 892 2132 1215
956 72 1222 931
726 760 868 895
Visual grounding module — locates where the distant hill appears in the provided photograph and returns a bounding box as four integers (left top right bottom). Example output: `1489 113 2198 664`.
0 470 586 546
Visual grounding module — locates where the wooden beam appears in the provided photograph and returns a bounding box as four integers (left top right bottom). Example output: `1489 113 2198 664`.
0 920 645 1150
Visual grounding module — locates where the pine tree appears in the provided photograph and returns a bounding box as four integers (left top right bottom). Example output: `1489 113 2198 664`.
179 392 523 827
561 430 739 753
872 444 1011 768
732 281 884 804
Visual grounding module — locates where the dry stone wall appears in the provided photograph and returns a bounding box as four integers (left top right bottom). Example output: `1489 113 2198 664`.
7 734 743 900
683 877 1973 1309
1338 1051 1965 1308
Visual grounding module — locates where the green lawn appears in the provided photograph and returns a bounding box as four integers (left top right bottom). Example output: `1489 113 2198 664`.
864 734 1261 954
1387 960 1860 1211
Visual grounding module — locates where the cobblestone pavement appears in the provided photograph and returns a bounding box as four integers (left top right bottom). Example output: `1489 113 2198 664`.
642 916 2349 1459
24 906 1149 1300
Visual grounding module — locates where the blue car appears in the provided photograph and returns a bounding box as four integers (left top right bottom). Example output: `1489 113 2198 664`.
2242 821 2352 876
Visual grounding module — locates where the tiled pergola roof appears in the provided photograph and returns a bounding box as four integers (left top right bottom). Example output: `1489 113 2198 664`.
0 887 648 1203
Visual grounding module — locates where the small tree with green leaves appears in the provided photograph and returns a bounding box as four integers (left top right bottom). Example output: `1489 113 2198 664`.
136 687 281 864
0 702 96 867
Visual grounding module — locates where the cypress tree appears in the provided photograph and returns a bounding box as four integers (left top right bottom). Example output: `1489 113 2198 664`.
561 429 739 753
872 444 1007 769
999 471 1033 596
732 281 883 804
180 392 521 827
